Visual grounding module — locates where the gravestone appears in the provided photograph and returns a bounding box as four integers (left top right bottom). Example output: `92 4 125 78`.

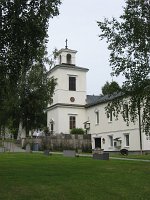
44 150 51 156
93 153 109 160
33 143 39 151
26 144 31 153
63 150 76 157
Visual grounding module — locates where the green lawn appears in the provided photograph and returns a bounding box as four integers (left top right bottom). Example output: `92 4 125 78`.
0 153 150 200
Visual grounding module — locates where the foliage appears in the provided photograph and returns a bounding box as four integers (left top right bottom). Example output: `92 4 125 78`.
97 0 150 134
49 48 59 68
43 127 50 136
7 117 18 139
101 81 121 95
0 0 61 134
70 128 85 135
19 64 57 133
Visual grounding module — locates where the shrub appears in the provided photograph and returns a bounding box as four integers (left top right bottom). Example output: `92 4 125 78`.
43 127 50 136
70 128 85 135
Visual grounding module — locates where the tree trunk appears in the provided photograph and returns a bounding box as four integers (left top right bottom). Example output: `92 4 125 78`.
138 99 143 155
17 121 26 140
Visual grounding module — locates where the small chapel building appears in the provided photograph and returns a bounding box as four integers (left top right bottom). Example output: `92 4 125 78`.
47 45 150 153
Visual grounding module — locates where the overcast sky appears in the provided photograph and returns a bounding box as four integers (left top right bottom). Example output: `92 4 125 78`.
48 0 126 95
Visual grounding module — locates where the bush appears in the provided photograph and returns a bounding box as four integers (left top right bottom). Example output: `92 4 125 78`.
70 128 85 135
43 127 50 136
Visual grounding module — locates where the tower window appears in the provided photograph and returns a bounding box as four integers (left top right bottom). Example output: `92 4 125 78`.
66 54 71 64
70 116 76 129
59 55 62 64
69 76 76 91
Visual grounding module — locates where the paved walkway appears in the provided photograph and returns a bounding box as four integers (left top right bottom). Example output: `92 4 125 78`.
0 141 25 152
51 152 150 162
110 156 150 162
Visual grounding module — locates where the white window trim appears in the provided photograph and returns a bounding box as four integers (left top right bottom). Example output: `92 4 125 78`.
95 110 99 125
67 74 78 77
108 135 113 148
108 110 113 123
124 133 130 147
123 103 129 120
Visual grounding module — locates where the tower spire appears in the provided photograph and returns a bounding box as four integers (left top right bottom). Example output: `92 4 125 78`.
65 38 68 49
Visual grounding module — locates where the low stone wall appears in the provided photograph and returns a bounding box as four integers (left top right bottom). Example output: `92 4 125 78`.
24 134 92 153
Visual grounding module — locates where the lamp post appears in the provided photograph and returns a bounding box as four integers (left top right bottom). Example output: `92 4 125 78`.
84 121 90 134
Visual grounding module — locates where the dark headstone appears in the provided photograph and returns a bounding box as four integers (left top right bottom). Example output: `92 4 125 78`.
44 150 50 156
93 153 109 160
33 143 39 151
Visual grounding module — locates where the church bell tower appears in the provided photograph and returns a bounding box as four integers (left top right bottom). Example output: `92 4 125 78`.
58 39 77 65
47 40 89 134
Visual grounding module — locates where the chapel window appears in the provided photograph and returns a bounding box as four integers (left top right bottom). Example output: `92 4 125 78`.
70 116 76 129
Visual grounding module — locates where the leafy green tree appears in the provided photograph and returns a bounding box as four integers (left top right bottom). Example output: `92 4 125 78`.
0 0 61 135
97 0 150 136
101 81 121 95
19 63 57 136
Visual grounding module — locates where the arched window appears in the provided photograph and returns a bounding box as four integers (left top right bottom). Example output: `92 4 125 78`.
59 55 62 64
66 54 71 64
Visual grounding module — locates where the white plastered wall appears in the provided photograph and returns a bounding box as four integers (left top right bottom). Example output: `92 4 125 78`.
86 102 149 151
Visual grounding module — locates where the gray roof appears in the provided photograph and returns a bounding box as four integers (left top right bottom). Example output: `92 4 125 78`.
86 95 100 105
86 92 122 107
48 64 89 74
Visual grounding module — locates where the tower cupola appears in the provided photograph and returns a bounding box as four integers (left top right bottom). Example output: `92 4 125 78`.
57 39 77 65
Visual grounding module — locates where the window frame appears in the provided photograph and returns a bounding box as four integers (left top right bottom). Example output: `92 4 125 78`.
123 103 129 119
95 110 99 125
66 53 72 64
69 76 76 91
69 116 76 129
108 110 113 122
124 134 130 147
108 135 113 147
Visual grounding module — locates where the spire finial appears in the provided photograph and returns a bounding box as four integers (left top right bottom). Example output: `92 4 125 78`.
65 38 68 49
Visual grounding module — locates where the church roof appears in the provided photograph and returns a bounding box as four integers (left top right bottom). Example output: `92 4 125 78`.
86 92 122 107
58 48 77 54
48 63 89 74
86 95 100 105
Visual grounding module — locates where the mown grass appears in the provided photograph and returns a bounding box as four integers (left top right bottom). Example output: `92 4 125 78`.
0 153 150 200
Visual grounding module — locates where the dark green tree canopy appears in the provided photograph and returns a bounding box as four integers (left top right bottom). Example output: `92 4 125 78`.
97 0 150 134
98 0 150 88
0 0 61 133
0 0 61 85
101 81 121 95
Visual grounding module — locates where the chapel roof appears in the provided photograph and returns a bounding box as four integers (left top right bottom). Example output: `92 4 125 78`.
86 92 122 107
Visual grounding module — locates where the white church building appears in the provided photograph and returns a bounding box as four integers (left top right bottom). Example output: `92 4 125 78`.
47 46 150 153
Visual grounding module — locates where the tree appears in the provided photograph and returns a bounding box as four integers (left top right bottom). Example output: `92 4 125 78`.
18 63 57 136
101 81 121 95
0 0 61 135
97 0 150 137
